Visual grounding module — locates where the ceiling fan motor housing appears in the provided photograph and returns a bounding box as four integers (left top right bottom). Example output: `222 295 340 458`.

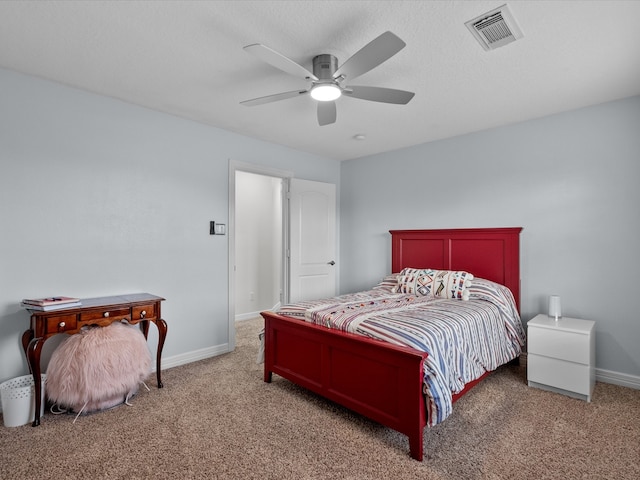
312 54 338 80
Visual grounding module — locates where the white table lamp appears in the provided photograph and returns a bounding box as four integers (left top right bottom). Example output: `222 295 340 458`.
548 295 562 321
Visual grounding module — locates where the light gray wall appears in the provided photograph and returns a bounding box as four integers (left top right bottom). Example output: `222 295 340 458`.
0 67 339 383
340 96 640 378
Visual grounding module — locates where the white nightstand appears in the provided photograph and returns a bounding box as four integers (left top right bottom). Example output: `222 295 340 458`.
527 313 595 401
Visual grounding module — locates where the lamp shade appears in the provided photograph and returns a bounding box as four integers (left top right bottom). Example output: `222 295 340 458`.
548 295 562 320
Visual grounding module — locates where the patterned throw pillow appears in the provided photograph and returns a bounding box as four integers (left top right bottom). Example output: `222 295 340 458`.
393 268 473 300
429 269 474 300
392 269 432 295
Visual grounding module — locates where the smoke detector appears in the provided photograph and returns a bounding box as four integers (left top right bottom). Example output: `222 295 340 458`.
465 4 524 51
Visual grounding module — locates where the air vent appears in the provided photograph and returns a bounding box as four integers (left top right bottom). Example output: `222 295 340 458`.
465 4 523 51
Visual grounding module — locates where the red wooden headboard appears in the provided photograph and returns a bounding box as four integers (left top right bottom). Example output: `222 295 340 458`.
390 228 522 312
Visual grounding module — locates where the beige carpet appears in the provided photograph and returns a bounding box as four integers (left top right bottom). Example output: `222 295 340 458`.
1 317 638 479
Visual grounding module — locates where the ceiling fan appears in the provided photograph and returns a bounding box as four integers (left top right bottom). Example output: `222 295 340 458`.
240 31 415 126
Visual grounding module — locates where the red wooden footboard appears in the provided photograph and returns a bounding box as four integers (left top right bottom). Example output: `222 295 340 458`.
261 310 429 461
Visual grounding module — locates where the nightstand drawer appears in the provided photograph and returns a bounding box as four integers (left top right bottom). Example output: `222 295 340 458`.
528 326 590 364
528 354 591 395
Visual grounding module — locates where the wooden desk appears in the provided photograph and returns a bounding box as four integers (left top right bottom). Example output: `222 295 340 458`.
21 293 168 426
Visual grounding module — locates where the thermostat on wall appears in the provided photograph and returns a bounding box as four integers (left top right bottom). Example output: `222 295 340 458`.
210 221 226 235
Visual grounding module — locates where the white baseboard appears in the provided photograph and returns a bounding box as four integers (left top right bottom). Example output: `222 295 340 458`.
235 303 279 322
595 368 640 390
235 311 261 322
158 344 230 371
518 352 640 390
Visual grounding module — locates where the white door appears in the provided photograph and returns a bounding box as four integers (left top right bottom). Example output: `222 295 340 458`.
289 178 337 302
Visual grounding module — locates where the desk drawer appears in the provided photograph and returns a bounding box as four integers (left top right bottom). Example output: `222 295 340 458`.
132 303 156 321
45 314 78 334
80 307 131 324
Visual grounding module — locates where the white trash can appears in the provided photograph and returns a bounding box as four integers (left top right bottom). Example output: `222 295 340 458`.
0 374 46 427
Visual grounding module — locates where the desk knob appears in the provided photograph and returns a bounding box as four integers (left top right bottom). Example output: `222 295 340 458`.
103 312 110 318
140 310 147 318
58 321 66 328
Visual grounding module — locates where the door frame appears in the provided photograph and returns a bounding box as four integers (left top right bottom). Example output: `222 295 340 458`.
228 159 292 351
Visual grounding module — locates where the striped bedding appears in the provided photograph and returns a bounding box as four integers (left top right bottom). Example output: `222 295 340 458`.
277 278 526 426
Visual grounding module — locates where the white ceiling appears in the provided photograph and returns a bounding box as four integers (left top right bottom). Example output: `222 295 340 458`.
1 1 639 161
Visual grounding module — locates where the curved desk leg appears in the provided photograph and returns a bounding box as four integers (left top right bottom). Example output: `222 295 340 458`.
26 337 45 427
155 318 167 388
22 330 34 373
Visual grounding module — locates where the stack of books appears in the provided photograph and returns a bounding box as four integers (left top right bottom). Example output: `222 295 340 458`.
21 296 82 311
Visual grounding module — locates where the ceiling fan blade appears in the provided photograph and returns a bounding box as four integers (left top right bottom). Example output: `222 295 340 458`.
345 86 415 105
244 44 318 81
240 89 308 107
333 31 406 81
317 101 337 126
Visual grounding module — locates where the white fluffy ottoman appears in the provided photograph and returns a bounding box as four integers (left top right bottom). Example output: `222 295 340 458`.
46 322 152 415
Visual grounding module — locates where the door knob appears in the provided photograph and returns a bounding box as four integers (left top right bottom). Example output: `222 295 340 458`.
327 260 336 266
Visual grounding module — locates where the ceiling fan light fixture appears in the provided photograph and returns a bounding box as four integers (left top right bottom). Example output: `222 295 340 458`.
310 84 341 102
241 32 413 125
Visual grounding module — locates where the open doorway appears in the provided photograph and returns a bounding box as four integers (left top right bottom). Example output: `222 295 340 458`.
234 171 283 320
227 160 292 351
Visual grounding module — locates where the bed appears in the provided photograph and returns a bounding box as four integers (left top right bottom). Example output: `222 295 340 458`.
260 227 524 461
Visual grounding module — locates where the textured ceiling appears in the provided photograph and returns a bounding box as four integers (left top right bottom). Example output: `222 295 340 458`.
1 1 639 161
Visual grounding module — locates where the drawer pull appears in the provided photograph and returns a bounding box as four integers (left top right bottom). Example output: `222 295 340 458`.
140 310 146 318
58 322 66 328
103 312 110 318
